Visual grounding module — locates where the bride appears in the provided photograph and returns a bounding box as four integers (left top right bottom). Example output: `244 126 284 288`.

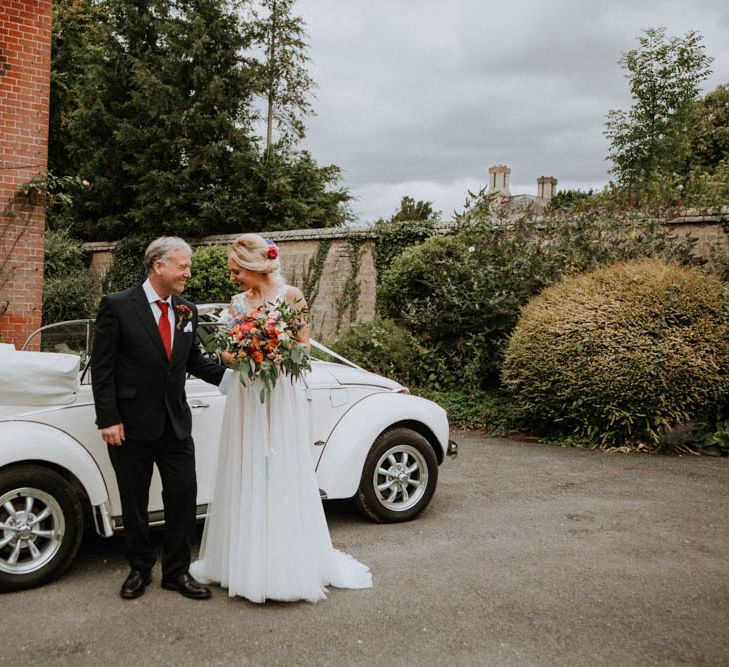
191 233 372 602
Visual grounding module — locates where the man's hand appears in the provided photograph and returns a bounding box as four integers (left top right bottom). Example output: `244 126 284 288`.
100 423 125 446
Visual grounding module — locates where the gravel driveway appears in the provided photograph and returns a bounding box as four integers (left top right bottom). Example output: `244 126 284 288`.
4 431 728 666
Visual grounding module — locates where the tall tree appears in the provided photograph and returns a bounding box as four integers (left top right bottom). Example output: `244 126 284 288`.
59 0 259 239
49 0 352 239
249 0 314 149
49 0 105 182
388 196 440 223
248 144 352 229
604 28 712 194
689 83 729 172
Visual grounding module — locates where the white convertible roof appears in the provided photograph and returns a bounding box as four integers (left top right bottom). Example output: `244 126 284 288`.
0 349 80 406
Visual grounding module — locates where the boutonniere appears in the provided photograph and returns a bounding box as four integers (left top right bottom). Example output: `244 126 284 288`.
175 304 193 330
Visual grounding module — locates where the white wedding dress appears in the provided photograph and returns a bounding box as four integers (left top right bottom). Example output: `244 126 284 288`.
190 287 372 602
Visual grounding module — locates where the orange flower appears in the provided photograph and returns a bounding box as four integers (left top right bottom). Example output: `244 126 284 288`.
253 350 264 363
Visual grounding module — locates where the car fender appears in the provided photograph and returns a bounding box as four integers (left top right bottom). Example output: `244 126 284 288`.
316 392 449 499
0 421 109 505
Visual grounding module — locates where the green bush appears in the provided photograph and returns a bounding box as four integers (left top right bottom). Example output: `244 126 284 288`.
329 318 448 388
184 245 236 304
374 217 436 287
547 188 595 211
501 259 729 447
415 386 527 433
102 234 155 293
378 203 696 385
44 228 86 277
42 229 93 324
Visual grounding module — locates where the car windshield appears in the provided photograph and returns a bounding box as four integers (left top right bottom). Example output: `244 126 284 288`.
22 320 93 359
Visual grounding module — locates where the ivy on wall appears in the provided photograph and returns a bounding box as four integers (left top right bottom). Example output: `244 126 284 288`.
335 236 366 333
1 173 81 315
301 238 332 310
0 190 33 309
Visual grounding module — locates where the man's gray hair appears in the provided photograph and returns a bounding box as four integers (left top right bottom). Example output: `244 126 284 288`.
143 237 193 274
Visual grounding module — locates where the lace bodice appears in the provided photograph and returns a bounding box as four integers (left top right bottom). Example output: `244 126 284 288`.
219 285 289 325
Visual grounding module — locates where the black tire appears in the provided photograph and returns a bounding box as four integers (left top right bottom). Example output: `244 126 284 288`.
354 427 438 523
0 465 84 592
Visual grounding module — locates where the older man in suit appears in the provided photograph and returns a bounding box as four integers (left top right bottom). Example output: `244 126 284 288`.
92 237 226 600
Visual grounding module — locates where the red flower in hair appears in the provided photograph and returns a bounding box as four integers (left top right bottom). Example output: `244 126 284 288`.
266 240 278 259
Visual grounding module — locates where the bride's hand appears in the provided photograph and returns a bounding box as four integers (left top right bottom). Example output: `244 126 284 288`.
220 351 235 366
293 339 311 353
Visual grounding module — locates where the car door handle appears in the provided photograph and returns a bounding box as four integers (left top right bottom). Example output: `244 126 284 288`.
190 400 209 409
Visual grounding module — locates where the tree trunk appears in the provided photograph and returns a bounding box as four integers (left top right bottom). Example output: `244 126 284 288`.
265 0 277 150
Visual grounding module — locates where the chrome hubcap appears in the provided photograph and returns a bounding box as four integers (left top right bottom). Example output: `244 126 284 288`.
373 445 428 512
0 488 65 575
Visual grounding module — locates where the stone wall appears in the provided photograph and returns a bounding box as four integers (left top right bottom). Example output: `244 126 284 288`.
0 1 53 347
660 207 729 259
83 207 729 342
86 228 377 342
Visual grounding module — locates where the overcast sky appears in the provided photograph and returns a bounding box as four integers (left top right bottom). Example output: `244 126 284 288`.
290 0 729 222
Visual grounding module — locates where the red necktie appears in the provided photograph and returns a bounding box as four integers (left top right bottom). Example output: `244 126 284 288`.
156 300 172 360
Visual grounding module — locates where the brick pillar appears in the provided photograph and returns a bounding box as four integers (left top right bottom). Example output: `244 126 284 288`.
0 1 52 348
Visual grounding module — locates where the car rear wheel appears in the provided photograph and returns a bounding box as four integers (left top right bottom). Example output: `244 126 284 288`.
355 427 438 523
0 465 83 592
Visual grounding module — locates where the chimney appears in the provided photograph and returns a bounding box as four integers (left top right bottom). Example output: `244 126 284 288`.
488 164 511 196
537 176 558 200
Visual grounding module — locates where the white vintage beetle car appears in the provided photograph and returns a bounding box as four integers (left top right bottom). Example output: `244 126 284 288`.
0 317 456 591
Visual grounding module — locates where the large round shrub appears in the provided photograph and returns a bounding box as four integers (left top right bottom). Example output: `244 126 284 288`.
502 259 729 446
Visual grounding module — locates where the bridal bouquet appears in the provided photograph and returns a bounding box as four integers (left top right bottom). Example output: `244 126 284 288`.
209 300 311 402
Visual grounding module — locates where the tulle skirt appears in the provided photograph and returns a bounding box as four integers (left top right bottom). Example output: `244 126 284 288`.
190 372 372 602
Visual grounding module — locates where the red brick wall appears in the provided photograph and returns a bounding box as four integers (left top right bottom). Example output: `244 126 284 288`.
0 1 52 347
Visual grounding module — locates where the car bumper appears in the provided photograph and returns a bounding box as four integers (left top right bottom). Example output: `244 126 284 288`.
447 439 458 459
92 500 115 537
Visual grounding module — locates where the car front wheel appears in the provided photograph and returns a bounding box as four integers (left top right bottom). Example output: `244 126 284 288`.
355 427 438 523
0 465 83 591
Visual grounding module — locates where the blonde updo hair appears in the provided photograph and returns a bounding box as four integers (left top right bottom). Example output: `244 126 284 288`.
228 233 281 276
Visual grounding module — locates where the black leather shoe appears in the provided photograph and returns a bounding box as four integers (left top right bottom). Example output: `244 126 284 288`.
120 569 152 599
161 572 211 600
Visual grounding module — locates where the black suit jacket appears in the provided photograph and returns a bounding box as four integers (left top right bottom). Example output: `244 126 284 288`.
91 285 225 441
